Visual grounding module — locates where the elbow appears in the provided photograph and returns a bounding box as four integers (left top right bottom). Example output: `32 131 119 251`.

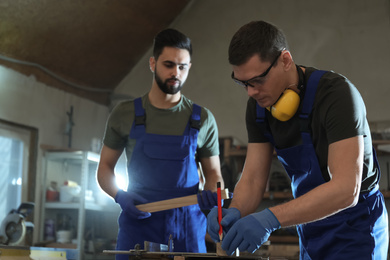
341 186 360 209
331 172 361 210
345 193 359 208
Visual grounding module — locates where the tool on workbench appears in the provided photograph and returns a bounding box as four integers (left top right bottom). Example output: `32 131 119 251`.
168 234 174 252
136 188 230 213
144 241 169 252
0 202 34 246
143 234 174 252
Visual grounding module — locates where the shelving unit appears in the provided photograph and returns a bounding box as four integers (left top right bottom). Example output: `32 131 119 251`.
220 137 289 194
373 139 390 152
39 150 120 260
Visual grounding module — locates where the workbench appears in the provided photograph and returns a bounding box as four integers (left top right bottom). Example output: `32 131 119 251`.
103 248 296 260
0 245 78 260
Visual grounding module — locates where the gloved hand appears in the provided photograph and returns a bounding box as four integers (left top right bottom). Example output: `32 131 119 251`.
115 190 151 219
197 190 219 210
197 190 234 210
222 208 281 255
207 207 241 242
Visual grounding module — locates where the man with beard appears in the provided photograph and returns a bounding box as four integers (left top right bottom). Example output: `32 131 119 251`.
97 28 224 259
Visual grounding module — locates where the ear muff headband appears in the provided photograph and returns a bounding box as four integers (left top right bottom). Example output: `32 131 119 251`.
266 89 300 121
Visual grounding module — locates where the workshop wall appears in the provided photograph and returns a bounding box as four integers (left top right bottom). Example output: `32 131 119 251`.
0 64 109 173
0 66 108 151
0 65 109 242
115 0 390 146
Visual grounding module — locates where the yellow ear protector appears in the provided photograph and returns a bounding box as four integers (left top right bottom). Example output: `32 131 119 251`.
266 89 300 122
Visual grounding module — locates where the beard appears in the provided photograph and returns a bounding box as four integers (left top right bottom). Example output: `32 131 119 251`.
154 69 184 95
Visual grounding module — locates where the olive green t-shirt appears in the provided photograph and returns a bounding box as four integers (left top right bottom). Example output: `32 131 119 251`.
103 94 220 162
246 67 379 193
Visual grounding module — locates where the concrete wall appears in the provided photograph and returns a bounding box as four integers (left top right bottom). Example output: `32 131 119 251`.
115 0 390 145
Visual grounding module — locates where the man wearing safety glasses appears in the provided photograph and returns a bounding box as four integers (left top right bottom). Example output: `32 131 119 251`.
207 20 388 259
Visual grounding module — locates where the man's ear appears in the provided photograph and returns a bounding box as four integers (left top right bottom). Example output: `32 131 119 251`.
149 57 156 72
188 62 192 70
281 50 293 71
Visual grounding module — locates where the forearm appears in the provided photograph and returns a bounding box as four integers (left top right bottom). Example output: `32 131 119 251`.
229 173 265 217
200 155 224 192
97 165 119 199
230 143 273 217
203 170 224 191
97 145 123 199
271 179 359 227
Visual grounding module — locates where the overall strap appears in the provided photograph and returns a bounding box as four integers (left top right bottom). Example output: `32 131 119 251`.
300 70 327 120
134 97 146 125
255 104 266 126
299 70 327 142
256 104 274 144
129 97 146 138
189 103 201 138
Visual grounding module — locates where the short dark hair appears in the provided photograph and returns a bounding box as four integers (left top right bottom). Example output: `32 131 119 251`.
153 28 192 60
228 21 288 66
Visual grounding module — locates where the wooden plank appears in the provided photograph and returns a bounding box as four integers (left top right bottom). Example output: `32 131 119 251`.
269 235 299 244
136 189 230 213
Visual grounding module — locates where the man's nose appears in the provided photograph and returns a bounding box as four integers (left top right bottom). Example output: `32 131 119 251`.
246 86 259 97
171 67 180 78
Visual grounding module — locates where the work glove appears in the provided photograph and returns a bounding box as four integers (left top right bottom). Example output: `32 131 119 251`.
207 207 241 242
197 190 219 210
115 190 151 219
197 190 234 211
222 208 281 255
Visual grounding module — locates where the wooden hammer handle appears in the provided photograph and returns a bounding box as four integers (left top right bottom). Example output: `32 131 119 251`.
136 189 230 213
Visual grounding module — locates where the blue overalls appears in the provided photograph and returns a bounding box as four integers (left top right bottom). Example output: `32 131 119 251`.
115 97 207 259
256 71 388 259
